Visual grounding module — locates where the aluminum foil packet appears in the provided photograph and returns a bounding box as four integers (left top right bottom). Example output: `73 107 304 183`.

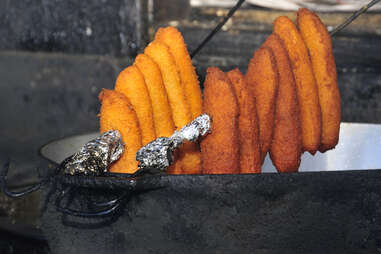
62 130 124 176
136 114 211 173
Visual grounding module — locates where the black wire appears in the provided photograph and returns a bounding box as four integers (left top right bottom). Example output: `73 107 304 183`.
330 0 381 36
0 160 42 198
190 0 245 59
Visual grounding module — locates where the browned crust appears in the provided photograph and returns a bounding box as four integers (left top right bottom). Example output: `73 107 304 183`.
227 68 261 173
144 41 201 174
155 26 203 119
201 67 240 174
114 65 156 145
264 34 302 172
99 89 142 173
134 53 175 138
273 16 322 155
246 46 279 163
297 8 341 152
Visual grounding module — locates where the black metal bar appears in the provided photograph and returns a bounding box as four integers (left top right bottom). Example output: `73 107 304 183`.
330 0 381 36
190 0 245 58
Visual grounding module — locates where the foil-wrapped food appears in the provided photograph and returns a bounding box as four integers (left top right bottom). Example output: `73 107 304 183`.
62 130 124 176
64 114 211 176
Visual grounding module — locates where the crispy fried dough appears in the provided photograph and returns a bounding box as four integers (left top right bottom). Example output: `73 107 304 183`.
154 28 202 174
99 89 142 173
155 26 203 119
264 34 302 172
227 68 261 173
134 53 184 174
297 8 341 152
201 67 240 174
246 47 279 163
134 54 175 138
145 41 201 174
273 16 321 155
114 65 156 145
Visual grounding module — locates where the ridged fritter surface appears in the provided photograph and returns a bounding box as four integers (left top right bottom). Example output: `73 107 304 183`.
264 34 302 172
201 67 240 174
145 41 200 174
114 65 156 145
274 16 321 155
297 8 341 152
99 89 142 173
155 26 203 119
134 53 175 138
246 47 279 163
227 68 261 173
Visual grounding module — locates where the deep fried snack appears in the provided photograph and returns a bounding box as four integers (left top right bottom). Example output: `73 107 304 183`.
99 89 142 173
273 16 321 155
134 53 175 138
114 65 156 145
227 68 261 173
263 34 302 172
145 41 201 174
246 47 279 163
133 54 182 174
154 28 203 174
155 26 203 119
297 8 341 152
201 67 240 174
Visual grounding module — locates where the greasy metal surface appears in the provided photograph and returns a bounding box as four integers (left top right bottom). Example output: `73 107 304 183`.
41 171 381 254
40 122 381 172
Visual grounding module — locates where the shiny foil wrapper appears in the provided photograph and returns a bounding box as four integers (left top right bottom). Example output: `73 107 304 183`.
136 114 211 173
62 130 124 176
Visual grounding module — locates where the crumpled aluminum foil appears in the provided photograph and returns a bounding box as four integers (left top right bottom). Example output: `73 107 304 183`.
62 130 124 176
136 114 211 173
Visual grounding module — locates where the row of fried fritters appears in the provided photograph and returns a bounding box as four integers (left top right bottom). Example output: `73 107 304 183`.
99 26 203 174
99 8 341 174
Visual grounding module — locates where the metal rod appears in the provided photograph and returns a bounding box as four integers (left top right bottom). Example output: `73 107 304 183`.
330 0 381 36
190 0 245 58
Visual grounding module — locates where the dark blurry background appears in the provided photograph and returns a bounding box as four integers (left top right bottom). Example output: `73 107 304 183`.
0 0 380 253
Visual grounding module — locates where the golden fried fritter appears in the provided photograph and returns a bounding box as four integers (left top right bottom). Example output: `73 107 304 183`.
114 65 156 145
154 28 203 174
273 16 321 155
133 53 183 174
297 8 341 152
246 47 279 163
155 26 203 119
264 34 302 172
134 53 175 138
99 89 142 173
227 68 261 173
145 41 192 129
201 67 240 174
145 41 201 174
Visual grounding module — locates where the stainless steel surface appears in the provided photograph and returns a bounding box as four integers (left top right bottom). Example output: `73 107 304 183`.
40 123 381 172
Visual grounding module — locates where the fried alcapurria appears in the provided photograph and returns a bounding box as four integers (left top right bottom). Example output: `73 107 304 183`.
99 89 142 173
227 68 261 173
297 8 341 152
114 65 156 146
201 67 240 174
246 46 279 164
154 27 203 174
264 34 302 172
274 16 322 155
145 41 200 174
